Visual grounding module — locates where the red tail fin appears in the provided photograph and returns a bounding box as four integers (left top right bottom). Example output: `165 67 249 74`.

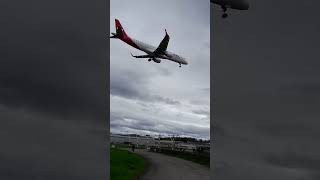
115 19 128 39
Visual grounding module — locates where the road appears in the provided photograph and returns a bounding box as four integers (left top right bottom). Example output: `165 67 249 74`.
134 149 210 180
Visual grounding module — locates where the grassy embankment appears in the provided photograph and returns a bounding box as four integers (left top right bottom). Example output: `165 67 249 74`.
110 148 146 180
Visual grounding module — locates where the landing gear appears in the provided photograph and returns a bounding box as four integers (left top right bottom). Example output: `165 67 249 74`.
221 5 228 19
222 13 228 18
148 58 152 62
179 63 181 68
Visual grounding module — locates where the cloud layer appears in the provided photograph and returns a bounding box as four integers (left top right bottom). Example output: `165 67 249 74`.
211 1 320 179
110 0 210 139
0 0 108 179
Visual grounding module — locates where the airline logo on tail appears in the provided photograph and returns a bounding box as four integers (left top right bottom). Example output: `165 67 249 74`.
115 19 128 39
111 19 140 49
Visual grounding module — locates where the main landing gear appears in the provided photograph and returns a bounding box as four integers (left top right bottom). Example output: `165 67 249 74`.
179 63 181 68
148 58 152 62
221 6 228 18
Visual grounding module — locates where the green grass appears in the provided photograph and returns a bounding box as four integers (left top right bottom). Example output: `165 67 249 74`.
157 149 210 167
110 148 146 180
111 143 146 149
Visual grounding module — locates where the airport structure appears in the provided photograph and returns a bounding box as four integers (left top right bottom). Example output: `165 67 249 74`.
110 133 155 146
110 133 210 153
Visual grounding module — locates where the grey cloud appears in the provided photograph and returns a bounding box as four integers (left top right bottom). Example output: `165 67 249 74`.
211 0 320 179
110 0 210 141
110 63 182 106
255 120 320 138
264 151 320 172
153 96 181 105
192 109 210 116
0 0 107 179
278 82 320 104
111 111 209 138
1 12 106 121
0 106 106 180
212 120 226 138
110 70 143 99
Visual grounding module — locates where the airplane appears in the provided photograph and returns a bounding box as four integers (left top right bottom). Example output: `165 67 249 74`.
110 19 188 67
211 0 249 18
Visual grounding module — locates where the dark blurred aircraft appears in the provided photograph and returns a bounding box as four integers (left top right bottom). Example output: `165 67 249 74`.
211 0 249 18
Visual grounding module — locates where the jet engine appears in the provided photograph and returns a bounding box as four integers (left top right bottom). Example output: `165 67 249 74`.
153 58 161 63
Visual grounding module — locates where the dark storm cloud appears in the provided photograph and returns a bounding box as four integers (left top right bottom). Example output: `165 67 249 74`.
212 0 320 179
0 0 107 179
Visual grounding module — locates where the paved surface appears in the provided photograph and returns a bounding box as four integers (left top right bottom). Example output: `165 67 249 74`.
134 149 210 180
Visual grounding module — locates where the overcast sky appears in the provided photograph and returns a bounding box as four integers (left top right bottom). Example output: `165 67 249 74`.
211 0 320 179
0 0 107 179
110 0 210 139
2 0 320 179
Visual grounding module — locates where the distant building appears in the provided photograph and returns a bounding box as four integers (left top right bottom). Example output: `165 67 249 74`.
110 133 210 153
110 133 155 146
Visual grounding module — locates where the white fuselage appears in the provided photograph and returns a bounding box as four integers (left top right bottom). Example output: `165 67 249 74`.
127 38 188 65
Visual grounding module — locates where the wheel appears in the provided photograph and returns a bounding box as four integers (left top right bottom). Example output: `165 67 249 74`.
222 13 228 18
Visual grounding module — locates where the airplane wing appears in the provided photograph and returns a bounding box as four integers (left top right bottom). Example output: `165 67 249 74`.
154 29 170 55
130 52 152 58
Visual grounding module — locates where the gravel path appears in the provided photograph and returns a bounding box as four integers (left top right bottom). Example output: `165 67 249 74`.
134 149 210 180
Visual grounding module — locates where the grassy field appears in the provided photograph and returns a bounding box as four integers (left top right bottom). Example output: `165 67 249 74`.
111 143 146 149
110 148 146 180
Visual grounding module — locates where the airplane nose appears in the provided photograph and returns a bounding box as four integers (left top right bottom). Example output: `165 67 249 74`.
235 0 250 10
243 0 250 10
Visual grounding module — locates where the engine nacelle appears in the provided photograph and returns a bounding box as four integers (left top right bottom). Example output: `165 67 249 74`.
153 58 161 63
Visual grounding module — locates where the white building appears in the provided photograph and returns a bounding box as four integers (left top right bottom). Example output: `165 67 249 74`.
110 133 155 146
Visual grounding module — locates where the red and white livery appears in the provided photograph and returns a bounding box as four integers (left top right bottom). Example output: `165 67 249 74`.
110 19 188 67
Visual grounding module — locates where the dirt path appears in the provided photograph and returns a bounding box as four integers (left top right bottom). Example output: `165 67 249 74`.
134 149 210 180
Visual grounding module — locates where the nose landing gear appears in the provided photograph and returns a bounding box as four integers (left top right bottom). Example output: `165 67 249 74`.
179 63 181 67
222 13 228 18
221 5 228 18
